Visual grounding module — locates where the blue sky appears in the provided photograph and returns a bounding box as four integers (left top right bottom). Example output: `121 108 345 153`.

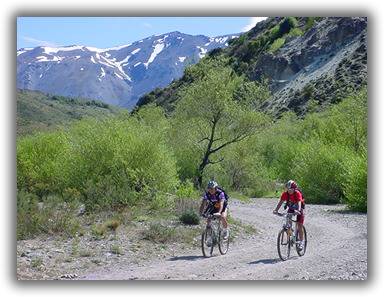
17 17 267 49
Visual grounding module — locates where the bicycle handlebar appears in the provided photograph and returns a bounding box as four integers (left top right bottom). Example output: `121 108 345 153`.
274 211 299 221
201 213 221 219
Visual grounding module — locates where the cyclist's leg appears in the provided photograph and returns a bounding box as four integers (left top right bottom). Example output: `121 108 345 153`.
296 214 305 241
221 207 228 229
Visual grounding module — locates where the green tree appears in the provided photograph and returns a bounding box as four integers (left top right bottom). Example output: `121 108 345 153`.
173 66 270 187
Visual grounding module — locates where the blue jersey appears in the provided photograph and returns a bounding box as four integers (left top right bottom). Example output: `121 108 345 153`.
203 189 226 203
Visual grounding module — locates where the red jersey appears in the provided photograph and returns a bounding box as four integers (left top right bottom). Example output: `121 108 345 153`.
281 190 303 204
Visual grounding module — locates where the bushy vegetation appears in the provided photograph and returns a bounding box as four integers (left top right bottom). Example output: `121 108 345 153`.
17 18 367 240
17 84 367 240
17 89 122 136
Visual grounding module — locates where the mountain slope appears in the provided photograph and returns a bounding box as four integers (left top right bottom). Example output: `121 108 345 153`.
17 32 238 109
136 17 367 116
17 89 122 136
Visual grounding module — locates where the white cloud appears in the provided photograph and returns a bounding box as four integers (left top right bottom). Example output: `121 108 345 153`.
241 17 268 32
22 36 58 47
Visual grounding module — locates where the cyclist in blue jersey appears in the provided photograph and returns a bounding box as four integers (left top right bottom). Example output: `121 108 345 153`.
199 180 229 239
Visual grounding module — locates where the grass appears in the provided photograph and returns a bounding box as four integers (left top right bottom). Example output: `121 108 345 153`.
228 191 251 202
30 257 43 269
110 244 123 255
17 89 122 136
269 37 286 53
141 222 200 245
104 219 120 231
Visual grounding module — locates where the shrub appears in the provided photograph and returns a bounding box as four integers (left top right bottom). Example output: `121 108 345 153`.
17 191 81 239
142 223 178 243
17 131 70 197
179 210 200 225
305 17 316 31
269 37 286 53
287 28 304 37
104 219 121 231
91 224 107 238
294 141 347 204
110 244 123 255
341 150 367 212
176 180 197 199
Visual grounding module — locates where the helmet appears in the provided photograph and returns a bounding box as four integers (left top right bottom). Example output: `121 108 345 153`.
207 180 218 189
286 180 297 190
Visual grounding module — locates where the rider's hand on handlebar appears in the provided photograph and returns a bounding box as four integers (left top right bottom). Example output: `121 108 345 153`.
213 212 221 217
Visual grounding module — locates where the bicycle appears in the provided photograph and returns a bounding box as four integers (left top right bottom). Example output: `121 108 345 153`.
201 209 230 257
274 211 307 261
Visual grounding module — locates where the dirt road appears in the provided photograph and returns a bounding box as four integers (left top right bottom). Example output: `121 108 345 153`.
81 199 367 280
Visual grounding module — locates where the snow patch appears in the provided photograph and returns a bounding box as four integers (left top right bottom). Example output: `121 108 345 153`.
131 48 141 55
99 56 131 81
214 37 228 43
80 67 84 71
35 55 62 62
102 43 132 51
119 55 131 67
144 43 165 68
178 56 186 62
196 46 207 58
43 45 84 54
114 72 124 80
134 62 141 67
17 50 27 56
100 67 106 77
90 56 96 64
98 67 106 82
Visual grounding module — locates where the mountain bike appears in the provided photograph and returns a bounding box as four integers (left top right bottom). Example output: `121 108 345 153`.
201 208 230 257
274 211 307 261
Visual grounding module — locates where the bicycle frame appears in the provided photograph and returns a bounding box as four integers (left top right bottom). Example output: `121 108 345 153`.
275 211 307 260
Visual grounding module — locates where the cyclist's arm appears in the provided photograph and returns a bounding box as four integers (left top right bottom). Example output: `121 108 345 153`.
297 200 302 212
273 199 284 213
216 199 224 214
199 199 207 215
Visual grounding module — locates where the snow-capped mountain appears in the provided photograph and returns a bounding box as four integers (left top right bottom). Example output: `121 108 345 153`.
17 31 239 108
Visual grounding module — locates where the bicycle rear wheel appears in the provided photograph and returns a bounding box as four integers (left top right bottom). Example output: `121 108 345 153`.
277 229 291 261
201 227 214 257
218 228 229 255
296 225 307 256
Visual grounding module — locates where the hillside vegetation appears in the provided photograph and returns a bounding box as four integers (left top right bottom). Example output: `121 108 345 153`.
17 89 123 136
136 17 367 116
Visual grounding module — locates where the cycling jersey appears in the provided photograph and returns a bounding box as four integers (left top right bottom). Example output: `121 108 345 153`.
203 189 226 202
203 189 227 214
281 190 305 224
281 190 303 204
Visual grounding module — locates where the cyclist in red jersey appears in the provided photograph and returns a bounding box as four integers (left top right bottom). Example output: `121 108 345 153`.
273 180 305 250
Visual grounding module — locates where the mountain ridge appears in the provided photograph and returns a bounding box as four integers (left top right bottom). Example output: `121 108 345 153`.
17 31 239 109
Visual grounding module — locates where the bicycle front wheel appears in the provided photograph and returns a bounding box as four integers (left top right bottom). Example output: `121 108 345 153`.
296 225 307 256
277 229 291 261
218 228 229 255
202 227 214 258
